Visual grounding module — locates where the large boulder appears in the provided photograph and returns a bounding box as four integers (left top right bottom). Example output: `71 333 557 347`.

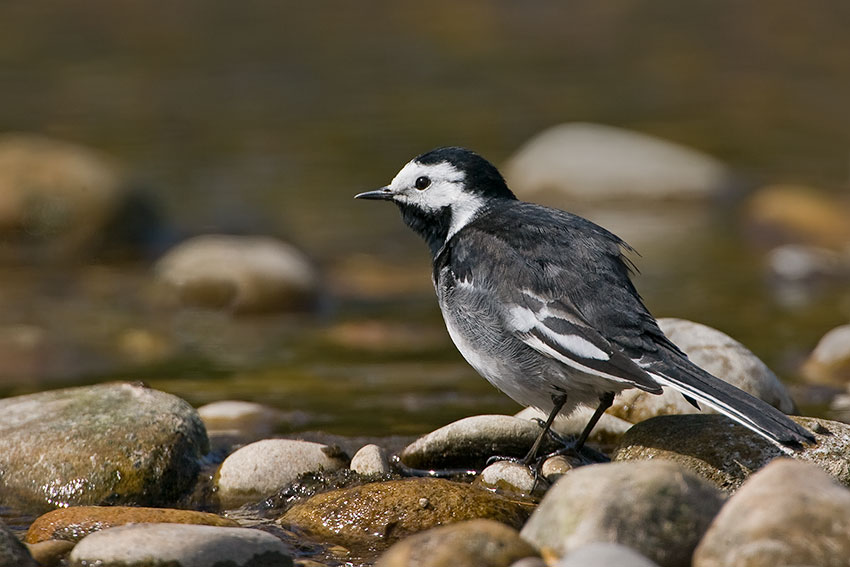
0 382 208 514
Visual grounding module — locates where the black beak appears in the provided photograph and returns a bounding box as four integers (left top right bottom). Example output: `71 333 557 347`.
354 187 394 201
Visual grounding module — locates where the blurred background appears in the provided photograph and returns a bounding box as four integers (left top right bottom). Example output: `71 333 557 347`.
0 1 849 436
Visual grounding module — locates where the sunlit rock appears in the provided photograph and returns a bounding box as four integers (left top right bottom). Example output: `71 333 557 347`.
278 478 530 552
556 543 661 567
520 461 722 567
504 123 733 202
350 443 391 476
376 519 538 567
693 459 850 567
68 523 293 567
154 234 319 314
215 439 347 508
25 506 237 544
613 414 850 491
801 324 850 386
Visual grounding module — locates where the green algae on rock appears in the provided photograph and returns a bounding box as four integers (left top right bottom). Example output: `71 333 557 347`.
278 478 531 552
0 382 209 514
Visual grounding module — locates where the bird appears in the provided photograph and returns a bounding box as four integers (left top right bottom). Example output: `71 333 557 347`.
355 146 814 463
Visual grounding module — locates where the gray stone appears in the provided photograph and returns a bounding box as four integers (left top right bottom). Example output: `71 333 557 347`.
802 323 850 385
68 523 292 567
557 543 661 567
198 400 289 438
693 459 850 567
520 461 723 567
376 519 538 567
613 414 850 491
279 478 530 552
476 461 547 496
609 318 796 423
350 443 391 476
0 382 208 514
0 519 37 567
155 234 319 314
504 122 731 201
400 415 559 471
23 539 74 567
216 439 347 508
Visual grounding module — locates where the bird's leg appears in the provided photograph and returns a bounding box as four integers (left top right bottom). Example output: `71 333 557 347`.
573 391 615 453
521 392 568 465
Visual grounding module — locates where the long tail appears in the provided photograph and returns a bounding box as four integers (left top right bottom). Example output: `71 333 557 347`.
649 353 815 451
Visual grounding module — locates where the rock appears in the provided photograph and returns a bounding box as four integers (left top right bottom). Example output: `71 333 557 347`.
514 406 632 450
198 400 289 438
830 388 850 423
613 414 850 491
765 244 849 284
0 133 125 260
693 459 850 567
802 324 850 385
399 415 559 472
509 559 547 567
279 478 531 552
520 461 723 567
0 382 208 514
608 318 796 423
350 444 391 476
25 506 238 544
476 461 547 496
376 519 538 567
556 543 662 567
0 519 37 567
745 184 850 250
155 234 319 314
540 455 574 483
23 539 74 567
504 123 732 201
68 523 293 567
216 439 348 508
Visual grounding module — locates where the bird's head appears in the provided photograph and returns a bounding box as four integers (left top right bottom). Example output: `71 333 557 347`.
356 147 516 255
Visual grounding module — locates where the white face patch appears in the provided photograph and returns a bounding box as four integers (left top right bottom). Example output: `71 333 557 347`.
387 160 485 239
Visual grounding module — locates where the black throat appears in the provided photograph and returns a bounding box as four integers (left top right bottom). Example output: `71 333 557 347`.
397 202 453 258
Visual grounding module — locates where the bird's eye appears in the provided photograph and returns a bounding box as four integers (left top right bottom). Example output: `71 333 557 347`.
414 176 431 190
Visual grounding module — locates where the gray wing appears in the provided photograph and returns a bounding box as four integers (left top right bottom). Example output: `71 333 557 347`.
440 203 665 393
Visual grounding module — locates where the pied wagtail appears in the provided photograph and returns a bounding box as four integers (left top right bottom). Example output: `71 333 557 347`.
356 146 814 462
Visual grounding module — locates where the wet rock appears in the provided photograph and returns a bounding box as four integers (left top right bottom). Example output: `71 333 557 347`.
556 543 662 567
350 444 391 476
693 459 850 567
68 523 293 567
376 519 538 567
539 455 575 484
399 415 559 471
504 123 732 201
613 414 850 491
609 318 796 423
216 439 348 508
25 505 238 544
802 323 850 385
476 461 547 496
520 461 723 567
155 234 319 314
279 478 531 552
514 406 631 450
745 184 850 250
23 539 74 567
0 519 37 567
0 382 208 514
0 133 125 260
